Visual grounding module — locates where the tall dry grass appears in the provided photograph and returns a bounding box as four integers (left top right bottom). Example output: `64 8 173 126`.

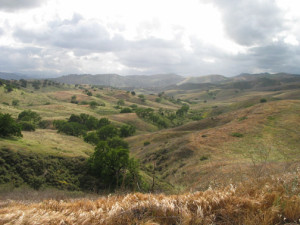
1 172 300 225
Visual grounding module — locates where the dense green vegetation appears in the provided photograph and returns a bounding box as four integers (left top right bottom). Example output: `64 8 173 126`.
0 113 22 137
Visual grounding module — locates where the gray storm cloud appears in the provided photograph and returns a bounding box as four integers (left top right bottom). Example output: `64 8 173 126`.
0 0 300 76
0 0 43 12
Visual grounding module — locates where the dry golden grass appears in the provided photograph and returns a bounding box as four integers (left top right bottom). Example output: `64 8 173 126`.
1 173 300 225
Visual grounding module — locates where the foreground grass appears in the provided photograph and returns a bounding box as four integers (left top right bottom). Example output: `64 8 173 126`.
1 173 300 225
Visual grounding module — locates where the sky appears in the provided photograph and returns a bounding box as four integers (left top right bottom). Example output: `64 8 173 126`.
0 0 300 77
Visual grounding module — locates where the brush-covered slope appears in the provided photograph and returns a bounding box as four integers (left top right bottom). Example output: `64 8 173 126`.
127 100 300 190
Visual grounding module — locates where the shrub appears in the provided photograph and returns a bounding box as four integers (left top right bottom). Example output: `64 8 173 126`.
0 113 22 137
18 110 41 123
130 104 137 109
89 101 98 109
200 155 209 161
231 132 244 137
98 118 110 128
70 95 78 104
5 84 13 92
38 120 52 129
84 132 99 145
144 141 150 146
238 116 248 121
19 121 36 131
12 100 19 106
88 141 139 189
2 102 9 106
260 98 267 103
120 125 136 137
54 121 87 137
120 107 132 113
107 137 129 149
117 99 125 106
96 125 118 141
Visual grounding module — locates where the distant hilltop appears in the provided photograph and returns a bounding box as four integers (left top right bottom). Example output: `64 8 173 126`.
0 71 299 89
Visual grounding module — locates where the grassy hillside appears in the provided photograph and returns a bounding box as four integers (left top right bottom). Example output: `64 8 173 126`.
128 100 300 190
1 75 300 224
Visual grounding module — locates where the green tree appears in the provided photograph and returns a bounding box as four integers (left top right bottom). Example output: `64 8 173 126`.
19 121 35 131
12 100 19 106
98 118 110 128
84 132 99 145
120 125 136 137
20 79 27 88
70 95 78 104
56 122 87 137
0 113 22 137
96 124 118 140
89 101 98 109
117 99 125 106
138 94 145 103
18 110 41 124
176 104 190 117
89 141 133 188
120 107 132 113
107 137 129 149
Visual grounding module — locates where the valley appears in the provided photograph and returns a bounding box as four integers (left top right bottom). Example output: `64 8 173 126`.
0 73 300 224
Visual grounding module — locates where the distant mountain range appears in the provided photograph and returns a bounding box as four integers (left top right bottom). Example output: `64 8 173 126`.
52 73 184 88
0 71 299 89
0 72 33 80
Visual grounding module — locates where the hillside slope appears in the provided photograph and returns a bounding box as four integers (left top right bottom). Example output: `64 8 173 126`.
127 100 300 190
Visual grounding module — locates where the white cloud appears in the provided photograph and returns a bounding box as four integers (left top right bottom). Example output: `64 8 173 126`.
0 0 300 76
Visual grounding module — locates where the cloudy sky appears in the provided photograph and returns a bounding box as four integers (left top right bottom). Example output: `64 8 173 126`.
0 0 300 77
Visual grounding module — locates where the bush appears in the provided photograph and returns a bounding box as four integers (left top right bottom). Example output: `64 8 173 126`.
144 141 150 146
5 84 13 92
120 107 132 113
54 121 87 137
0 113 22 137
107 137 129 149
88 141 139 189
12 100 19 106
97 125 118 141
38 120 52 129
70 95 78 104
117 99 125 106
68 114 98 130
84 132 99 145
89 101 98 109
260 98 267 103
120 125 136 137
130 104 137 109
18 110 41 123
19 121 36 131
231 132 244 138
200 155 209 161
0 148 89 190
98 118 110 128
